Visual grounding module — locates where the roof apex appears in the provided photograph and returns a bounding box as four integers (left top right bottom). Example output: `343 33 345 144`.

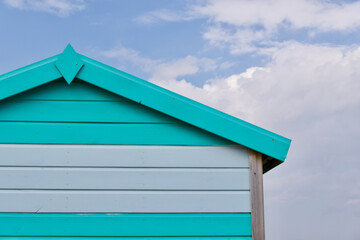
55 44 84 84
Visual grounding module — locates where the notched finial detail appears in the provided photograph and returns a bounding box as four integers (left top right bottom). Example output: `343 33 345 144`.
55 44 84 84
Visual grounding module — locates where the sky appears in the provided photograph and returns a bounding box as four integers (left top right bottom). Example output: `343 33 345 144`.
0 0 360 239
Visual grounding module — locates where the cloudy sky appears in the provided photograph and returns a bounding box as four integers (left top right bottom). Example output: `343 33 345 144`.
1 0 360 239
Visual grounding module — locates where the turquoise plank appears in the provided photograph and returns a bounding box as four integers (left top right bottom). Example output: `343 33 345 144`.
0 238 252 240
0 56 62 100
8 79 122 101
0 122 233 145
0 213 252 237
0 100 180 123
77 55 291 161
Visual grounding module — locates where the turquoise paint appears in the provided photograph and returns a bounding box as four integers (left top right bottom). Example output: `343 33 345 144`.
0 238 252 240
0 56 61 100
0 100 181 123
8 79 124 101
0 213 252 237
0 122 233 145
55 44 84 84
0 45 291 165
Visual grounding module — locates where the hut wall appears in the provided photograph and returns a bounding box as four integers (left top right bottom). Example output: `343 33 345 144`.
0 79 253 239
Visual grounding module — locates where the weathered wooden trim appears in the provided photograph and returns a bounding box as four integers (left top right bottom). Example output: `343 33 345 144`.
249 150 265 240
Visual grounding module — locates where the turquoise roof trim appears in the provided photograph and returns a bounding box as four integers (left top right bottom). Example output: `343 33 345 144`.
55 44 84 84
0 44 291 170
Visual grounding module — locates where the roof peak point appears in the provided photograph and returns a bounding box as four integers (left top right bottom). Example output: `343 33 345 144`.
55 44 84 84
65 43 76 52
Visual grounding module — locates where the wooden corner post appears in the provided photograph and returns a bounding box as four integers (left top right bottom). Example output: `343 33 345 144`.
249 150 265 240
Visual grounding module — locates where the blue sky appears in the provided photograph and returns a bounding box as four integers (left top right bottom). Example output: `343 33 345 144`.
1 1 360 239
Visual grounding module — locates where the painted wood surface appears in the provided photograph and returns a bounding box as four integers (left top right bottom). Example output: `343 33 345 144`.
9 79 120 101
55 44 84 84
0 236 251 240
0 145 250 213
0 100 180 123
1 78 232 145
0 145 249 167
0 56 61 101
0 122 232 145
0 213 252 236
0 191 250 212
0 167 250 190
0 238 252 240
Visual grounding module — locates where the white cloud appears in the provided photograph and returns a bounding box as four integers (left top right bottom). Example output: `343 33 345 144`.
3 0 85 16
150 43 360 128
219 61 236 70
139 0 360 55
151 56 216 81
101 46 160 73
193 0 360 31
196 0 360 54
135 8 195 24
101 46 218 83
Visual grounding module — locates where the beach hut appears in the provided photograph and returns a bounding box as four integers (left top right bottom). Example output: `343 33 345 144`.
0 45 291 240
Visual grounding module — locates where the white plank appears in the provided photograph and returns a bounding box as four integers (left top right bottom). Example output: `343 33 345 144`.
0 144 249 167
0 167 250 190
0 190 251 213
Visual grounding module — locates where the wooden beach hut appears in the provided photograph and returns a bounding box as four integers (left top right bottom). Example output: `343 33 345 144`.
0 45 291 240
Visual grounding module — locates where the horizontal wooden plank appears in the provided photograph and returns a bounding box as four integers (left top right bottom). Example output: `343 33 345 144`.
0 100 180 123
8 79 121 101
0 238 252 240
0 145 249 167
0 213 252 236
0 122 233 145
0 190 250 213
0 167 250 190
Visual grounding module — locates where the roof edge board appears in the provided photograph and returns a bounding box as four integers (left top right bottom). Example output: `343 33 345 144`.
0 55 63 100
78 54 290 144
77 54 291 161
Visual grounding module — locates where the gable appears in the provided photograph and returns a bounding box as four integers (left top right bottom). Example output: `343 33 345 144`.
0 79 232 145
0 45 291 171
